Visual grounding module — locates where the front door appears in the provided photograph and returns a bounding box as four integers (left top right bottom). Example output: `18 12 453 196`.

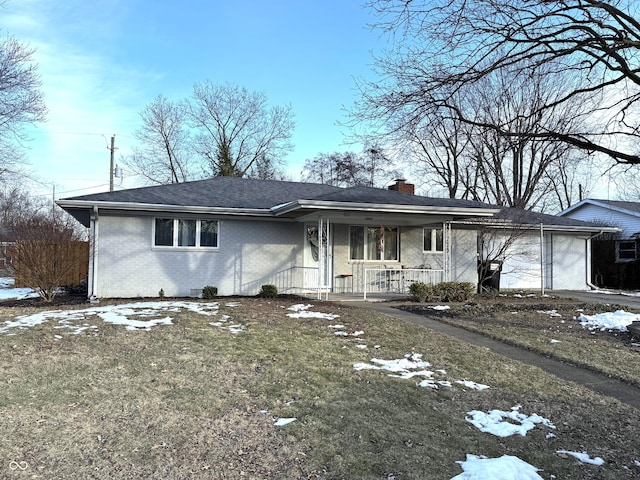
303 220 332 291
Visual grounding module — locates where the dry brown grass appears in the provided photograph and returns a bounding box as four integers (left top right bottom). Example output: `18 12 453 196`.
402 293 640 386
0 296 639 479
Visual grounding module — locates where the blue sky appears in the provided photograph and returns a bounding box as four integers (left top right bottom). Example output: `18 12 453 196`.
3 0 385 199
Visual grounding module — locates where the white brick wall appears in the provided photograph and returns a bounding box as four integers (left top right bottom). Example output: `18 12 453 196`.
95 215 304 297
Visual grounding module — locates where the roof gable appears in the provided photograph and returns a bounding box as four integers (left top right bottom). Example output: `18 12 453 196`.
560 198 640 219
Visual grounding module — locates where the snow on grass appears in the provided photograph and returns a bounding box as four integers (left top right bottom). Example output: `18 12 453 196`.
273 417 297 427
0 301 222 335
466 405 556 437
209 314 246 334
455 380 490 391
354 353 489 391
286 303 340 320
451 454 544 480
430 305 450 311
0 277 39 300
556 450 604 466
578 310 640 332
537 309 562 317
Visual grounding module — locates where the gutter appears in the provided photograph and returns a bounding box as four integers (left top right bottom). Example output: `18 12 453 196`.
89 206 99 301
271 200 501 217
56 199 272 217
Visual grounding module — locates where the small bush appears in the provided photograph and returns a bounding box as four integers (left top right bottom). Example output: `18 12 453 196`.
258 284 278 298
409 281 475 302
436 282 475 302
202 285 218 299
409 282 433 302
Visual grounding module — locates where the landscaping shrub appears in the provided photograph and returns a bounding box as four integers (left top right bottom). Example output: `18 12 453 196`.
409 282 434 302
202 285 218 299
409 281 475 302
435 282 475 302
258 284 278 298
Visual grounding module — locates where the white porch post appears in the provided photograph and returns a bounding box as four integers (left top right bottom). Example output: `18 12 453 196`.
444 221 452 282
317 216 331 300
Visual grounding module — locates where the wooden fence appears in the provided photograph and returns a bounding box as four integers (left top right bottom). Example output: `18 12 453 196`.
11 241 89 288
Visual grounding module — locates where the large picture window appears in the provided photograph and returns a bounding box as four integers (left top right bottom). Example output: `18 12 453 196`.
154 218 219 248
350 225 399 261
424 227 443 252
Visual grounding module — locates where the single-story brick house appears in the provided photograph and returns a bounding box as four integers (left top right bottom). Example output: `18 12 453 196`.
56 177 615 299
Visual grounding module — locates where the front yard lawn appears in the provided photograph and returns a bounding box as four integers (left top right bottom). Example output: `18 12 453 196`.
0 297 639 479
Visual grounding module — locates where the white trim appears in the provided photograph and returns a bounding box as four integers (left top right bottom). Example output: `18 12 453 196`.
152 217 220 250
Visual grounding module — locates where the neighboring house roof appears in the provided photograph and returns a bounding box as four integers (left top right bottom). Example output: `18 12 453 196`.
559 198 640 218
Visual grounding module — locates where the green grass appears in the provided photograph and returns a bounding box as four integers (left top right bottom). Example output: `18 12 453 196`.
0 297 639 479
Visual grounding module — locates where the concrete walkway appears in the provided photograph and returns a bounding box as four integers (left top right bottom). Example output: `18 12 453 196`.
342 301 640 411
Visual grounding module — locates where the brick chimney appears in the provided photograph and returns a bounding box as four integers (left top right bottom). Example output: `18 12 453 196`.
388 178 415 195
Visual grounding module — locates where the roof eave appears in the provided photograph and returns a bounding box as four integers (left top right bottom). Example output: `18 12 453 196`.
271 200 500 217
56 199 273 217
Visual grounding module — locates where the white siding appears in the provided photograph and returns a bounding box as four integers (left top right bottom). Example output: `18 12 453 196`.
95 215 304 297
486 232 587 290
563 204 640 238
550 234 587 290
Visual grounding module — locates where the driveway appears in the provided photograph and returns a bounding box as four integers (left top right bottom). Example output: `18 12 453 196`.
554 290 640 310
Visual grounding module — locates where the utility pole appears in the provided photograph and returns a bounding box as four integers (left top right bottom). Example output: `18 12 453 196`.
109 134 116 192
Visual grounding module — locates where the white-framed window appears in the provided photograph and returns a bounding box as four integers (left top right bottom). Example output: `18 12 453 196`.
154 218 219 248
616 240 637 262
349 225 399 261
423 227 443 252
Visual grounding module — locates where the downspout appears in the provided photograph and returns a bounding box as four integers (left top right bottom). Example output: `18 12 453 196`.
88 206 99 302
585 230 605 290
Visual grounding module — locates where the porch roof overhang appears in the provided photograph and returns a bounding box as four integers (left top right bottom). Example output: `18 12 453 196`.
271 199 500 224
451 219 620 235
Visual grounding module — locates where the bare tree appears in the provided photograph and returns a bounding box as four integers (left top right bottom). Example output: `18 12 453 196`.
188 82 295 177
302 145 399 187
8 210 86 302
0 35 47 182
362 0 640 165
124 95 193 185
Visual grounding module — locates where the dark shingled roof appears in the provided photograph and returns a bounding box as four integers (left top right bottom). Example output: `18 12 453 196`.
310 186 494 208
63 177 344 209
494 208 607 228
589 199 640 215
61 177 495 210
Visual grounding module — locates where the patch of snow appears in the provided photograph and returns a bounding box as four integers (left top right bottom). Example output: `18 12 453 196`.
287 304 312 312
355 354 485 391
556 450 604 466
274 417 296 427
286 303 339 319
538 310 562 317
327 324 345 329
334 330 364 337
356 344 367 349
430 305 450 311
451 454 543 480
456 380 490 391
466 405 555 437
550 339 561 344
0 301 221 335
579 310 640 332
0 277 39 300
